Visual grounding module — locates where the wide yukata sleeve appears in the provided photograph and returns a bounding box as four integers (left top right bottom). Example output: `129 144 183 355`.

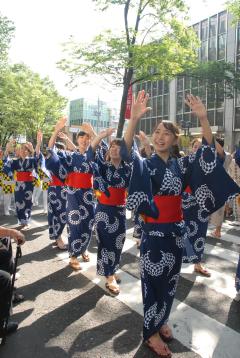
88 143 110 196
3 157 17 178
45 147 70 181
120 139 159 218
180 140 240 218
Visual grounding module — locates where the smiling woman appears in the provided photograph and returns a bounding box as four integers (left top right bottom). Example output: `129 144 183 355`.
121 90 240 358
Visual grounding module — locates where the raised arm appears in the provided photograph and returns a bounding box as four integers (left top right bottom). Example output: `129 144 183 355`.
48 117 67 149
58 132 77 151
135 130 152 158
124 90 151 153
35 130 43 156
91 128 115 152
185 95 213 145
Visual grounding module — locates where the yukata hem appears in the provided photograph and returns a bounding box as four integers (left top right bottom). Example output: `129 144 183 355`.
97 265 119 277
18 218 31 225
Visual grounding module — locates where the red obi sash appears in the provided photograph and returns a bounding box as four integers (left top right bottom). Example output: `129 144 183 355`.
96 187 127 206
16 172 33 182
142 195 183 224
185 186 192 194
65 172 93 189
49 175 64 187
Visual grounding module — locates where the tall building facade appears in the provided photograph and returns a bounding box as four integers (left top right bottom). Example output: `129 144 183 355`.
136 10 240 151
69 98 112 140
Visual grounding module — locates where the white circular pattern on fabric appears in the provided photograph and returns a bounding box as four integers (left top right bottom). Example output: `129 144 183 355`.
25 208 31 219
59 165 67 179
16 201 25 210
194 237 205 252
25 191 32 200
197 208 210 222
17 182 26 191
168 274 180 296
115 233 125 250
95 211 119 234
48 191 58 204
83 190 93 206
195 184 215 210
148 231 164 237
144 301 167 329
82 162 90 173
187 221 198 238
176 236 185 248
68 210 81 225
48 202 53 213
144 250 175 276
79 205 89 220
199 145 216 175
60 212 67 224
182 194 197 209
55 199 62 211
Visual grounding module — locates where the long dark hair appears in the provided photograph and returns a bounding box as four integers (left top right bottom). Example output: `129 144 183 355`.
153 120 180 139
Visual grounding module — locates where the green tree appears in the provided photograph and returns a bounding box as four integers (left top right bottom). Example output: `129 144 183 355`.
0 13 15 66
227 0 240 24
58 0 198 137
0 64 67 147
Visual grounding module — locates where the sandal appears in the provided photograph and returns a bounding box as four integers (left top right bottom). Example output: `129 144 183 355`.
105 281 120 296
69 257 82 271
56 238 68 250
114 274 121 284
209 231 221 239
82 252 90 262
159 325 174 343
194 265 211 277
145 338 172 358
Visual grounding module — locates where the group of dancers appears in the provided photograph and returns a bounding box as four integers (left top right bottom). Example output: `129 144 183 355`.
1 91 240 357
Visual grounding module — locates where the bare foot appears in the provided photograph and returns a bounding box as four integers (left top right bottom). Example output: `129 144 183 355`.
69 257 81 271
145 332 172 357
194 263 211 277
159 324 173 342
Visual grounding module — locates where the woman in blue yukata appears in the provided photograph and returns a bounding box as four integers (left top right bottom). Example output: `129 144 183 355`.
44 141 68 250
47 117 113 270
90 132 132 295
3 132 43 230
122 90 240 358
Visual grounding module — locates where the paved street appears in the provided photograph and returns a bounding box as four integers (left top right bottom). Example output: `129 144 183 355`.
0 206 240 358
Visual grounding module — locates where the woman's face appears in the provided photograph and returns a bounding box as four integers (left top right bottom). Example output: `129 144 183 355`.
19 144 29 158
77 134 90 152
192 140 201 153
152 122 177 154
109 143 121 160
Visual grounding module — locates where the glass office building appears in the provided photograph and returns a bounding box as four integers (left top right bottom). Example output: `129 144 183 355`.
69 98 111 139
136 10 240 151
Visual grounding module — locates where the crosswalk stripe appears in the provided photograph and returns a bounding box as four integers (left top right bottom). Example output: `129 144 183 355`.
56 231 240 358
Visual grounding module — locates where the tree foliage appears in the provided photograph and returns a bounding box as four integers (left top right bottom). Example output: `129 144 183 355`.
0 13 15 66
58 0 199 136
227 0 240 24
0 64 67 147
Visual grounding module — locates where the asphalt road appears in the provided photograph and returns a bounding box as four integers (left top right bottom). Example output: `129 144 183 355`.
0 205 239 358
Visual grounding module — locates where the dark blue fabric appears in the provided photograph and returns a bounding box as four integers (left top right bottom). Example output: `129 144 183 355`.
4 156 41 224
125 143 240 341
236 255 240 293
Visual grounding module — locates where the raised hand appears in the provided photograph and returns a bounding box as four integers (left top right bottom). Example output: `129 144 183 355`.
25 142 34 154
81 122 95 137
135 130 150 146
57 131 68 141
131 90 151 122
36 130 43 145
185 95 207 120
55 116 67 132
99 128 116 139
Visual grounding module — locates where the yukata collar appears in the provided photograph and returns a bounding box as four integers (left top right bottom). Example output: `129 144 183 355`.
152 153 175 167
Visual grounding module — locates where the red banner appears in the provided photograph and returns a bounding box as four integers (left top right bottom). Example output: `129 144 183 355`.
124 85 132 120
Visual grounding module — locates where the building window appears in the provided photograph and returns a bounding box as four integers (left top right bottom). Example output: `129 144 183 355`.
209 37 217 60
218 11 227 35
201 41 208 61
201 20 208 41
209 16 217 37
207 110 215 126
235 108 240 129
218 34 226 60
216 109 224 127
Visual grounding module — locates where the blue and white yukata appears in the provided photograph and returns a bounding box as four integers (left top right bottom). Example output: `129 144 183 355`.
46 148 95 257
45 149 67 241
93 143 131 277
122 141 240 341
3 155 41 225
